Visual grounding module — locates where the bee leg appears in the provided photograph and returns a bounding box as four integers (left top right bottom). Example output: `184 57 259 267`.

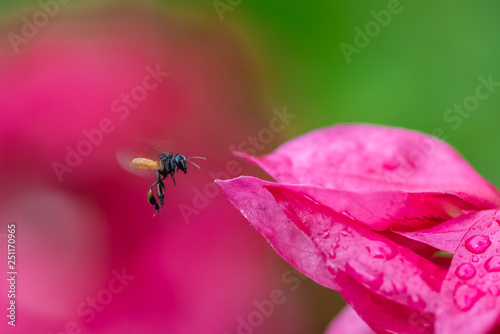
156 170 166 209
147 171 165 216
148 189 160 216
170 172 176 186
157 180 165 209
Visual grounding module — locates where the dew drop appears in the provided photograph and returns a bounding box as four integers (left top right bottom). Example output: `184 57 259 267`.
329 243 340 259
368 243 397 261
327 265 339 277
488 285 500 296
453 283 485 311
465 235 491 254
455 263 476 280
486 298 496 310
485 256 500 272
407 294 426 310
340 229 353 238
472 255 479 263
459 253 464 258
345 262 384 290
388 281 407 295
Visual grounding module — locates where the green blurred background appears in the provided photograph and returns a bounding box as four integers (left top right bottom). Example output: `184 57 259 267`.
140 0 500 187
3 0 500 332
4 0 500 185
195 0 500 187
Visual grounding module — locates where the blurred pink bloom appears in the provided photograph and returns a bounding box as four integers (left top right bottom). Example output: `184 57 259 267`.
0 3 308 334
218 124 500 334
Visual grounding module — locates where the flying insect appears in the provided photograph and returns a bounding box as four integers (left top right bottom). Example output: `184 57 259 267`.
130 153 206 216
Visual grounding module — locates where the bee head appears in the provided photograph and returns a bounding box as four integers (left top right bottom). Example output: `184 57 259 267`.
174 154 188 173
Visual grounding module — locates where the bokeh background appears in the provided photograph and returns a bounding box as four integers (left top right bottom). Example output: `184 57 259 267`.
1 0 500 333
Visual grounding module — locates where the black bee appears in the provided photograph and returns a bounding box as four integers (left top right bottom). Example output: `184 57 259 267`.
130 153 205 216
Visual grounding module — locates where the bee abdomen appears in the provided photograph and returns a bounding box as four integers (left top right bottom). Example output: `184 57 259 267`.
130 158 161 170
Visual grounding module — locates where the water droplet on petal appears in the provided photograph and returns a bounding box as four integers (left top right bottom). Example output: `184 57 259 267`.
465 235 491 254
329 243 340 259
368 243 397 261
327 265 339 277
453 283 485 311
472 255 479 263
407 294 427 310
345 262 383 290
455 263 476 280
388 281 407 295
488 285 500 296
340 229 353 238
485 256 500 272
459 253 464 258
486 297 496 310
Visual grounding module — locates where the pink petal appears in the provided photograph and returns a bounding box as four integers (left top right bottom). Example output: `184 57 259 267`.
396 210 495 253
266 183 477 231
217 176 334 288
435 210 500 334
324 306 376 334
234 124 500 210
218 176 447 333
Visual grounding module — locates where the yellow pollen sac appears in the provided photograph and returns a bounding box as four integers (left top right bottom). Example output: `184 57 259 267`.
130 158 160 170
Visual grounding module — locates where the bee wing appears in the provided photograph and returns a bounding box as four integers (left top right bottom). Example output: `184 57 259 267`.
116 147 158 177
135 139 174 155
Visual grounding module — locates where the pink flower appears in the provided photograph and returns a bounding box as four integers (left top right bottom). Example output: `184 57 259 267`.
217 124 500 334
